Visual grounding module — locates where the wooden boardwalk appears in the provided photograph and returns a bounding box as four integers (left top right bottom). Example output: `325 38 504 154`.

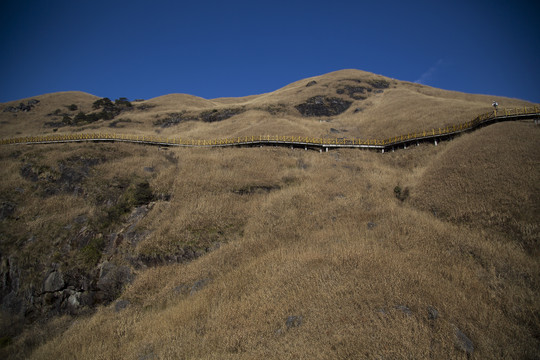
1 107 538 152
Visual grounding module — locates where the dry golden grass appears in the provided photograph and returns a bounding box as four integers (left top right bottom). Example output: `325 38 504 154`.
1 69 534 141
410 121 539 253
0 124 532 359
0 70 538 359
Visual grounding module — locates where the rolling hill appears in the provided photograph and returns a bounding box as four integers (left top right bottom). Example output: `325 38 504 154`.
0 69 538 359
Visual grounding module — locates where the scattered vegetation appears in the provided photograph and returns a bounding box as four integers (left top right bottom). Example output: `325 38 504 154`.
336 85 371 100
367 79 390 89
46 97 134 126
261 103 288 115
153 108 245 127
153 111 198 127
200 107 245 122
108 118 133 128
393 185 409 201
80 236 105 267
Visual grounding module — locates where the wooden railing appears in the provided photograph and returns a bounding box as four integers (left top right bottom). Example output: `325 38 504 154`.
1 107 538 151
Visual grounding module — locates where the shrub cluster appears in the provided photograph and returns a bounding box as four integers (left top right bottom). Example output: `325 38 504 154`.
62 97 132 126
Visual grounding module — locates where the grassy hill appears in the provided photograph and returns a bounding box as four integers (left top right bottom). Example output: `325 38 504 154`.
0 70 538 359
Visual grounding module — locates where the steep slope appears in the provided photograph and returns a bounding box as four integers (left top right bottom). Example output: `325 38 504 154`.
12 124 537 359
0 70 538 359
409 121 539 253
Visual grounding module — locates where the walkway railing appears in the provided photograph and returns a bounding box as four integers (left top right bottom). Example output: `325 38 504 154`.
1 106 538 152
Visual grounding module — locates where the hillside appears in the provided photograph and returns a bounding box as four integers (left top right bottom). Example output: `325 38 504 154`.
0 70 538 359
0 70 533 141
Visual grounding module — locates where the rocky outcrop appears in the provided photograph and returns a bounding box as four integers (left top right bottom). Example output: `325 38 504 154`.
95 262 133 303
295 96 352 117
20 156 102 197
42 272 65 293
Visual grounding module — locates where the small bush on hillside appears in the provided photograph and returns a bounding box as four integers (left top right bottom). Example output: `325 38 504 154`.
103 180 154 228
92 98 114 110
62 115 73 125
394 185 409 201
74 111 88 124
114 97 132 108
80 236 105 267
66 104 78 111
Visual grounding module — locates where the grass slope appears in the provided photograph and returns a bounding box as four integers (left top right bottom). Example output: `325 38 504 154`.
0 70 538 359
0 70 534 141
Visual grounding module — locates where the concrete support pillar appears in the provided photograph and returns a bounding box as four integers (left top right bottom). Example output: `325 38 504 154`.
416 141 419 146
404 144 407 150
392 147 395 153
325 147 328 153
382 149 385 153
434 139 438 146
319 149 322 153
305 146 307 151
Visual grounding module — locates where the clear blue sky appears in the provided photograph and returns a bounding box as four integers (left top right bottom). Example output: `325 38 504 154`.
1 0 539 103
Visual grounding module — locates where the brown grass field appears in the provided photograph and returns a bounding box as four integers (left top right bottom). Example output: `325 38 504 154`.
0 69 538 359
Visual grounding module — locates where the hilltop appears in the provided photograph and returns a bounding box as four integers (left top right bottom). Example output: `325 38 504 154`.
0 70 538 359
1 69 533 141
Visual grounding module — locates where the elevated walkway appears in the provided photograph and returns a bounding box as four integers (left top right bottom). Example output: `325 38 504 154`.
1 107 538 153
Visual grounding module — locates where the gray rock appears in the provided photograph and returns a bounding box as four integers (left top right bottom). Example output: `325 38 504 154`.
0 201 16 220
395 305 412 316
43 271 65 293
74 215 88 224
97 262 133 303
115 299 130 312
367 222 377 230
455 327 474 355
306 80 317 87
190 278 210 295
79 291 95 307
67 293 80 308
427 306 439 320
1 291 22 315
285 315 303 328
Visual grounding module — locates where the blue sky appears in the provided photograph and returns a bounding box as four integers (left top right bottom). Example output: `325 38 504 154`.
1 0 539 103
